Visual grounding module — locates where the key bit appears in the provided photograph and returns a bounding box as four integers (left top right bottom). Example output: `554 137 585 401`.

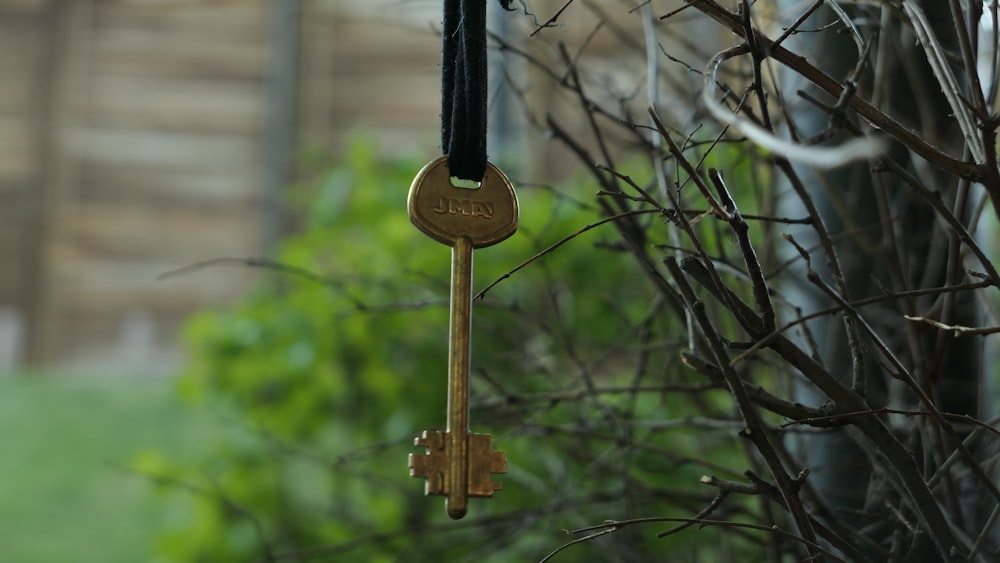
468 433 506 497
409 430 507 517
409 430 447 495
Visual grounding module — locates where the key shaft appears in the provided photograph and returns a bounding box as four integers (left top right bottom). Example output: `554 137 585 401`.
446 235 473 519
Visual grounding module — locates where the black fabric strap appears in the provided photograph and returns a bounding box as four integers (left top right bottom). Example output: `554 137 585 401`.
441 0 488 182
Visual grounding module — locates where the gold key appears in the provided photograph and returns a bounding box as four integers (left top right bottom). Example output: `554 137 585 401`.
406 156 517 519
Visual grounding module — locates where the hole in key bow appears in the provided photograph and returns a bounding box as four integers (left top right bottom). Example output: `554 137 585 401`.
449 176 482 190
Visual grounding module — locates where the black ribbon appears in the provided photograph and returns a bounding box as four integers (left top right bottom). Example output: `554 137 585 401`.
441 0 488 182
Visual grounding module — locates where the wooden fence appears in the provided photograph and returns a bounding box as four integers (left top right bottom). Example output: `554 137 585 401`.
0 0 697 372
0 0 451 372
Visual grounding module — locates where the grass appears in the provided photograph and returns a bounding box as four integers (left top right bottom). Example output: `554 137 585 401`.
0 373 227 563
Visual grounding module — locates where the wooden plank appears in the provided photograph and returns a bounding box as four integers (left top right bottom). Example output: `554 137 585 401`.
0 218 22 262
0 0 50 17
71 288 258 322
93 2 264 35
0 179 25 197
330 15 439 70
295 7 337 150
329 73 439 126
67 126 260 170
0 117 40 180
77 163 261 207
295 9 442 154
0 17 45 114
0 20 44 63
90 28 266 80
68 260 260 301
323 14 439 127
0 75 39 114
86 76 264 134
69 201 264 261
69 276 260 310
